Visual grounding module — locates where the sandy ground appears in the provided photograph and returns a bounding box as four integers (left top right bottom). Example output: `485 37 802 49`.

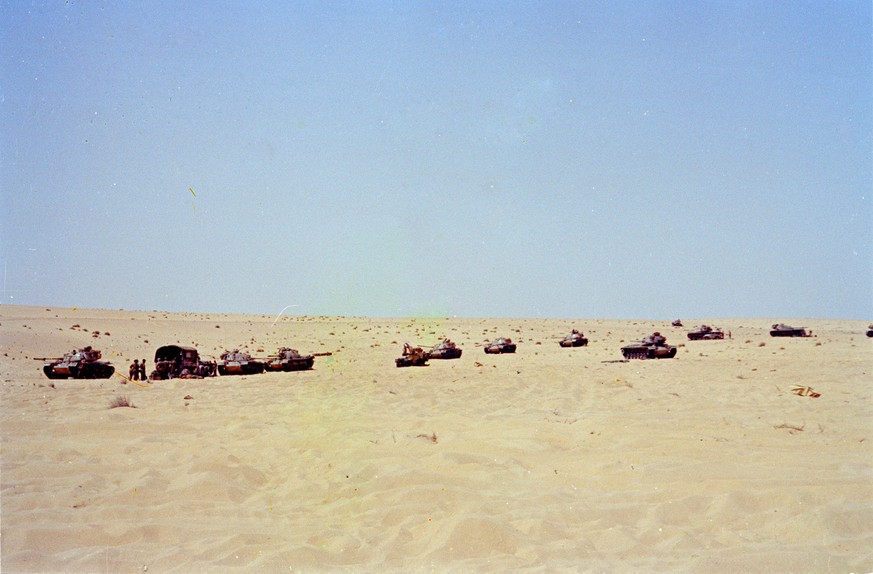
1 305 871 573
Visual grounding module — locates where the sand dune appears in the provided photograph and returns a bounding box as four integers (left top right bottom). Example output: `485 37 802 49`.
1 305 871 572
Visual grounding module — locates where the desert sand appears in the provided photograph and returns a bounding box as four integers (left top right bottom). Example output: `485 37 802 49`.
1 305 871 573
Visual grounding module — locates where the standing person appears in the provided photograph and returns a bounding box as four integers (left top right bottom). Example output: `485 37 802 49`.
139 359 148 381
129 359 140 381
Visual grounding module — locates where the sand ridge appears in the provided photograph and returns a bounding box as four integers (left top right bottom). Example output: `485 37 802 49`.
1 305 871 572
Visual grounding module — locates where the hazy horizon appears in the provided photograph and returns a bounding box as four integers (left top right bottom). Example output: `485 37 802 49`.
3 2 871 320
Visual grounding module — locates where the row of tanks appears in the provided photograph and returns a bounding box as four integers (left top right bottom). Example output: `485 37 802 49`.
38 321 848 378
38 344 317 380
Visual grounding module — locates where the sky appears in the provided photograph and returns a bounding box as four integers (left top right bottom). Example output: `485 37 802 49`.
1 1 871 319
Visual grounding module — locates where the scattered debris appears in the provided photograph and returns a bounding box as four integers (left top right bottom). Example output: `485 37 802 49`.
791 385 821 398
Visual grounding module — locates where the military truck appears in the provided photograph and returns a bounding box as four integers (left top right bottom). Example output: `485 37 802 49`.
264 347 315 372
484 337 516 354
687 325 725 340
769 324 810 337
428 339 463 359
150 345 217 379
217 349 265 376
37 346 115 379
621 332 677 359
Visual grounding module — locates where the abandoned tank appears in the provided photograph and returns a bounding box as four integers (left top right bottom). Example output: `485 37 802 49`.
217 349 265 376
769 324 810 337
484 337 516 354
38 346 115 379
264 347 315 372
395 343 429 367
559 330 588 347
428 339 462 359
621 333 677 360
687 325 725 340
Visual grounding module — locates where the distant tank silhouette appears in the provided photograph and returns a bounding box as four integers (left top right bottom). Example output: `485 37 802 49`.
769 324 810 337
559 330 588 348
687 325 725 340
621 332 677 360
484 337 516 354
217 349 265 376
37 346 115 379
867 324 873 338
428 339 462 359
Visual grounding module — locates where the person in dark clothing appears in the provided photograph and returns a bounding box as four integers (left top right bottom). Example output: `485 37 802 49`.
129 359 140 381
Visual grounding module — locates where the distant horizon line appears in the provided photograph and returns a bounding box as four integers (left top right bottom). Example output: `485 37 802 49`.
0 303 868 323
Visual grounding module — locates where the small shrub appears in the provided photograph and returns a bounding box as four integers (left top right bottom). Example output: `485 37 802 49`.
108 395 135 409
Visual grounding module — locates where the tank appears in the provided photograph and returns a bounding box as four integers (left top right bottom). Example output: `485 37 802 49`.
484 337 516 354
769 324 810 337
865 324 873 337
217 349 265 376
559 330 588 347
429 339 462 359
672 319 683 327
687 325 725 340
621 333 677 360
264 347 315 371
395 343 429 367
37 346 115 379
150 345 217 380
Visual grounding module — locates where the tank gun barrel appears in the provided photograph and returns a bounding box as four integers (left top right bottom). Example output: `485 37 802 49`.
33 357 62 361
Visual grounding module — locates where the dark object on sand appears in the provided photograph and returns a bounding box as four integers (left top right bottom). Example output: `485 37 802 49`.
687 325 725 340
217 349 265 375
866 325 873 337
150 345 217 380
484 337 517 354
37 346 115 379
264 347 315 371
621 332 677 360
429 339 463 359
769 324 810 337
559 330 588 347
672 319 683 327
396 343 429 367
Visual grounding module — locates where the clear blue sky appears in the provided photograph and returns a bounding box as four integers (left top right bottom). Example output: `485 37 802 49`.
2 1 870 319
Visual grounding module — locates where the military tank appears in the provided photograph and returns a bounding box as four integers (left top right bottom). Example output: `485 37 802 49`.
395 343 429 367
484 337 516 354
559 330 588 347
621 332 677 359
37 346 115 379
672 319 683 327
769 324 810 337
428 339 462 359
217 349 265 376
264 347 315 372
867 324 873 337
687 325 725 340
150 345 217 380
